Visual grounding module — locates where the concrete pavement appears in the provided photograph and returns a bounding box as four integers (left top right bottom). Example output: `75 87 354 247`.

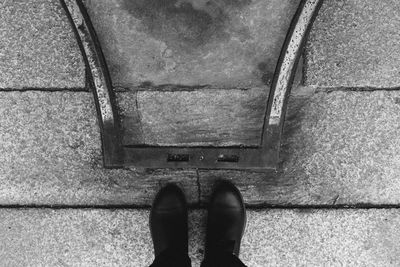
1 90 400 206
1 0 400 266
0 0 84 89
1 209 399 266
306 0 400 88
3 0 400 90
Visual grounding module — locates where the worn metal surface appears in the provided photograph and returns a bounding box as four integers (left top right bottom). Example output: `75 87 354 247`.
268 0 322 126
60 0 123 168
259 0 323 170
123 146 276 170
62 0 322 170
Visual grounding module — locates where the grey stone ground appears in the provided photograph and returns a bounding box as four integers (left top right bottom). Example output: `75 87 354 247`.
2 0 399 90
83 0 299 89
0 91 200 206
1 209 399 267
305 0 400 88
2 0 400 266
1 90 400 206
0 0 84 89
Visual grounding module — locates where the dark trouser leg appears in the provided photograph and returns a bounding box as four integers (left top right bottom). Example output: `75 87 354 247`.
149 248 192 267
201 251 247 267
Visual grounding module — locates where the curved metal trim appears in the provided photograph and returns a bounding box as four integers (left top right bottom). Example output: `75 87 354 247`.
268 0 322 126
60 0 123 168
60 0 322 170
261 0 323 155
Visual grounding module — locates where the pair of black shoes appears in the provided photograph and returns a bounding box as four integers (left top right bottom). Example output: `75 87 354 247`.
150 181 247 267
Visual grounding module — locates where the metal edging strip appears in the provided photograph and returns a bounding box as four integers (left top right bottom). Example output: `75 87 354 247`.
60 0 323 170
60 0 123 168
261 0 323 157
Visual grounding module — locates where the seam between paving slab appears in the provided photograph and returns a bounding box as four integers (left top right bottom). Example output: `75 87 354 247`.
1 204 400 210
2 89 400 206
0 88 88 92
315 86 400 92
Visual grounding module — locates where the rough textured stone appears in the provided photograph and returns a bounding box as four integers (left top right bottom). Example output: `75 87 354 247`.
121 88 268 146
200 90 400 205
241 209 400 266
2 89 400 206
282 90 400 205
83 0 300 89
0 209 154 266
118 66 302 147
1 209 399 266
305 0 400 89
0 0 85 89
0 91 198 206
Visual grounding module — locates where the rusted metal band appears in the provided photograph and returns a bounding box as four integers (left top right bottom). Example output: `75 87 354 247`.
60 0 123 168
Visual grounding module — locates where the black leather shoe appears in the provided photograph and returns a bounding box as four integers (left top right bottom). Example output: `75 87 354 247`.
150 184 188 257
204 180 246 258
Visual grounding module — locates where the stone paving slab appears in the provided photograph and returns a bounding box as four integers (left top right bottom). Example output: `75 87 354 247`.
4 0 400 91
83 0 299 89
118 87 400 206
0 91 198 206
0 209 399 266
200 89 400 205
120 88 268 146
305 0 400 89
2 90 400 206
0 0 85 89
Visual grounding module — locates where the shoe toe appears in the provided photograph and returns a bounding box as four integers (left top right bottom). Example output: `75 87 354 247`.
153 184 187 211
211 181 244 209
206 181 246 257
150 184 188 256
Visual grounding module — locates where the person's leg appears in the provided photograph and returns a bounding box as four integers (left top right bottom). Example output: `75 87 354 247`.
201 180 248 267
149 184 192 267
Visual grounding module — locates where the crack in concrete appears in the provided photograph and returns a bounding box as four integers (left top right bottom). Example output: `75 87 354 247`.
196 169 202 205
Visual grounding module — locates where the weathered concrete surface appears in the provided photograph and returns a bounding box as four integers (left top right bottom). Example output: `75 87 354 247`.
0 91 198 206
2 89 400 206
0 0 85 89
120 88 268 146
199 89 400 205
119 63 302 147
117 87 400 205
1 209 399 266
241 209 400 266
305 0 400 89
83 0 300 89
